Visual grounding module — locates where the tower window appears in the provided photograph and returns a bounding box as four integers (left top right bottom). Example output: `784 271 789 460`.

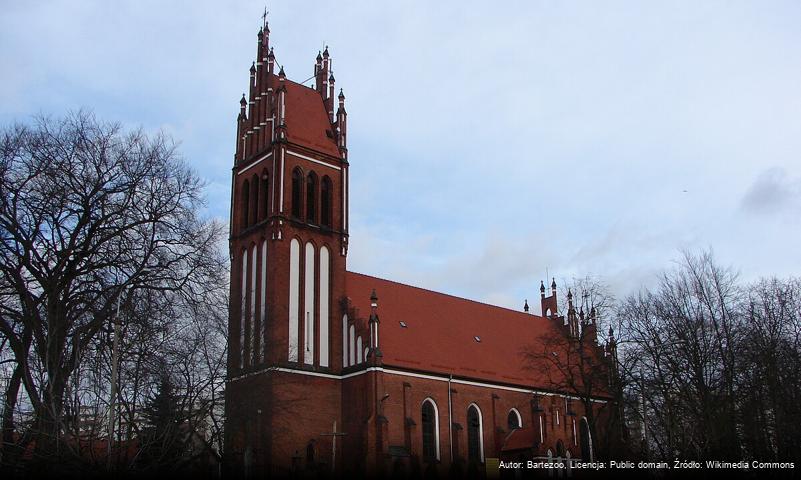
260 171 269 221
291 168 303 218
306 172 318 223
241 179 250 229
250 174 259 226
320 176 332 228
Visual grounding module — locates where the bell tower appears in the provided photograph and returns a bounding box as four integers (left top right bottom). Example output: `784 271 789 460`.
226 13 350 476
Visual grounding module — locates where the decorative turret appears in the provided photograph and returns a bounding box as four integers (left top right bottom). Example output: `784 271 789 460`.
275 65 287 142
328 73 336 122
368 289 382 362
606 327 618 366
540 277 558 318
235 94 248 162
336 89 347 157
566 289 579 336
267 47 275 74
238 94 247 119
323 46 330 85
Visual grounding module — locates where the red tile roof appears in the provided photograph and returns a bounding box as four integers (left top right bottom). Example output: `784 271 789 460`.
345 271 581 391
272 74 340 158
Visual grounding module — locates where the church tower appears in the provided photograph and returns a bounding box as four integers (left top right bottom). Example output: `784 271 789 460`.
225 13 350 476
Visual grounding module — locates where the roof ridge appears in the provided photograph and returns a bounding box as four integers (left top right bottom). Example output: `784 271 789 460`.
346 270 546 319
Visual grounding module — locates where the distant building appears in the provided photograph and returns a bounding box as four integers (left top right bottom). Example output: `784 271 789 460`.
225 15 621 478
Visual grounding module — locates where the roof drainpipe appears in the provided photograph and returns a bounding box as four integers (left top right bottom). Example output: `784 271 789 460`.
448 373 453 463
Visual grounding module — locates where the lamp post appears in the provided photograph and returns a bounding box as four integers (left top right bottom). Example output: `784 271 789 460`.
107 286 125 471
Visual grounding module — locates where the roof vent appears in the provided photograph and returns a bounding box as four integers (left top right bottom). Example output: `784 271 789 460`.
474 336 481 342
399 321 407 328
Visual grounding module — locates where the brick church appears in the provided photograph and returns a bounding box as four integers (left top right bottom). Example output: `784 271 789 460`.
225 15 622 478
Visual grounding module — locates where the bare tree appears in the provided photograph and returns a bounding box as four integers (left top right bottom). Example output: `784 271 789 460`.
618 250 745 460
522 276 626 459
737 277 801 463
0 111 226 472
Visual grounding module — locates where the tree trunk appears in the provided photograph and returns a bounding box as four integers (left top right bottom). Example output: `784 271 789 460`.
1 364 24 472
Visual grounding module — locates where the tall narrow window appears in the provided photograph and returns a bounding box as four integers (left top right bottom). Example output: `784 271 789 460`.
260 171 269 221
250 244 257 366
241 180 250 229
291 168 303 218
422 399 439 461
580 417 593 462
320 176 332 228
240 250 247 368
467 404 483 463
250 174 259 226
306 172 318 223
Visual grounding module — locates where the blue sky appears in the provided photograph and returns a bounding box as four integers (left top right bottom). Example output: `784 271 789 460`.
2 1 800 311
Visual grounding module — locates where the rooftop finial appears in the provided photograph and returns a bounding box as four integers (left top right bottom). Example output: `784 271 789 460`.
262 7 269 29
524 299 530 313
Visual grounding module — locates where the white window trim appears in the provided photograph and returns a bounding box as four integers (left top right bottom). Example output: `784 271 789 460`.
467 403 485 463
421 398 441 461
508 408 522 430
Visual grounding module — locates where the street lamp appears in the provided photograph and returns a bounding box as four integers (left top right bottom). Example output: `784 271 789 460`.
107 267 152 470
107 284 127 470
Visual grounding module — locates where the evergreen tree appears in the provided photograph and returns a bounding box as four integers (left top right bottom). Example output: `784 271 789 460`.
139 372 188 471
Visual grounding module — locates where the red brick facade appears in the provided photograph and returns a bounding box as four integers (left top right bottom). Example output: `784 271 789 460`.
225 16 620 478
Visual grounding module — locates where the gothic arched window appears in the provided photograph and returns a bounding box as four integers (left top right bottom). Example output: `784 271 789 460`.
422 399 439 461
241 179 250 229
250 174 259 226
507 409 522 430
291 168 303 218
306 171 318 223
320 176 332 228
467 404 483 463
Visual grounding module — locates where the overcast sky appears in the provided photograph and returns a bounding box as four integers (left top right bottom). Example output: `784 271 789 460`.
2 1 799 311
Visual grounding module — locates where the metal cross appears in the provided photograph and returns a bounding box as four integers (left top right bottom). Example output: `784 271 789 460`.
320 420 347 471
